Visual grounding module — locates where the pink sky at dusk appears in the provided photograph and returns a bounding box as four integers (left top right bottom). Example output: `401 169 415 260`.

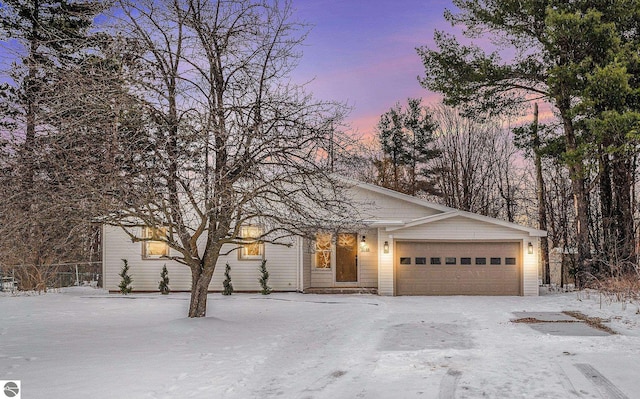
0 0 552 139
291 0 554 138
291 0 455 138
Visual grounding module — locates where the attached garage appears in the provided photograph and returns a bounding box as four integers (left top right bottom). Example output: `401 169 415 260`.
395 241 522 296
375 206 544 296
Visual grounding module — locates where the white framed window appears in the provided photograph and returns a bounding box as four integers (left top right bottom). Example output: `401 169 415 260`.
314 232 332 269
239 225 264 260
142 226 169 259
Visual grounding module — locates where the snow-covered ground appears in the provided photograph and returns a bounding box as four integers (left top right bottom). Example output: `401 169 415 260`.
1 288 639 398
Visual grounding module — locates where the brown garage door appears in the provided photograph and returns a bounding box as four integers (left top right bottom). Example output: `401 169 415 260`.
395 241 521 296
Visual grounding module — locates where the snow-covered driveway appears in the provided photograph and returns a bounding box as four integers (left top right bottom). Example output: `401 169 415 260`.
1 289 639 398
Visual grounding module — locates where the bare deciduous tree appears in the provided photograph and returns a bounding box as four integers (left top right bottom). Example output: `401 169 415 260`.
96 0 357 317
429 105 527 221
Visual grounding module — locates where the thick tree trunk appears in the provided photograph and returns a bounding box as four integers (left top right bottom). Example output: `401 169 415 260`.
188 264 215 318
611 155 635 270
189 233 226 318
561 112 591 287
597 149 635 275
599 149 613 274
531 104 550 284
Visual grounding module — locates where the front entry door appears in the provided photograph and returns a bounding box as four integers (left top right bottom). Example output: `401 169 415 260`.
336 233 357 282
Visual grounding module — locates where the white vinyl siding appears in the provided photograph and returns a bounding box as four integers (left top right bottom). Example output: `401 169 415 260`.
310 260 333 287
301 238 312 290
377 228 394 296
103 225 298 292
358 228 378 287
391 216 527 241
522 238 539 296
350 186 441 221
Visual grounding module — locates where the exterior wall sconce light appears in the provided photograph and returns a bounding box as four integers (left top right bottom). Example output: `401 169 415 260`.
383 241 389 254
360 235 370 252
528 242 533 254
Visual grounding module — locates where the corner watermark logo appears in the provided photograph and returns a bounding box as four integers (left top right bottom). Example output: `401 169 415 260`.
1 381 20 399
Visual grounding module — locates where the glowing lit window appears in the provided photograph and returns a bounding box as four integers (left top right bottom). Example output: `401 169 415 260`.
239 226 264 260
142 227 169 259
314 233 332 268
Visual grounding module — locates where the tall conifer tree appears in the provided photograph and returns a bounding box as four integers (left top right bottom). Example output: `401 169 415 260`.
418 0 640 281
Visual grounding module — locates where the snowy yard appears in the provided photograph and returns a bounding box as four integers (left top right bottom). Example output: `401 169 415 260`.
1 289 639 398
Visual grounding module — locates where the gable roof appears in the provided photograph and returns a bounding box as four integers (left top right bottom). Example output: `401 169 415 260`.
338 176 546 237
338 175 454 213
386 210 546 237
386 211 458 230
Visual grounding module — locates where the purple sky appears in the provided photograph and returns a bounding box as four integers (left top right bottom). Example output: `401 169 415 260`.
1 1 455 139
4 0 543 138
291 0 456 137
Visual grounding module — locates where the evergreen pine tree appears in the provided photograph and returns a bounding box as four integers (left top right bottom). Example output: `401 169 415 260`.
258 259 271 295
0 0 105 187
158 264 170 295
0 0 111 285
118 259 132 294
222 263 233 295
376 98 439 195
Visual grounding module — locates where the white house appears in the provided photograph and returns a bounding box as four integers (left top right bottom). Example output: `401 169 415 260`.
102 180 545 296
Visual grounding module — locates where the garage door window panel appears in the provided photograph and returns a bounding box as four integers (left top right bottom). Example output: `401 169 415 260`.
476 257 486 265
400 257 412 265
430 257 441 265
445 257 456 265
490 257 501 265
461 257 471 265
505 257 516 265
415 257 427 265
